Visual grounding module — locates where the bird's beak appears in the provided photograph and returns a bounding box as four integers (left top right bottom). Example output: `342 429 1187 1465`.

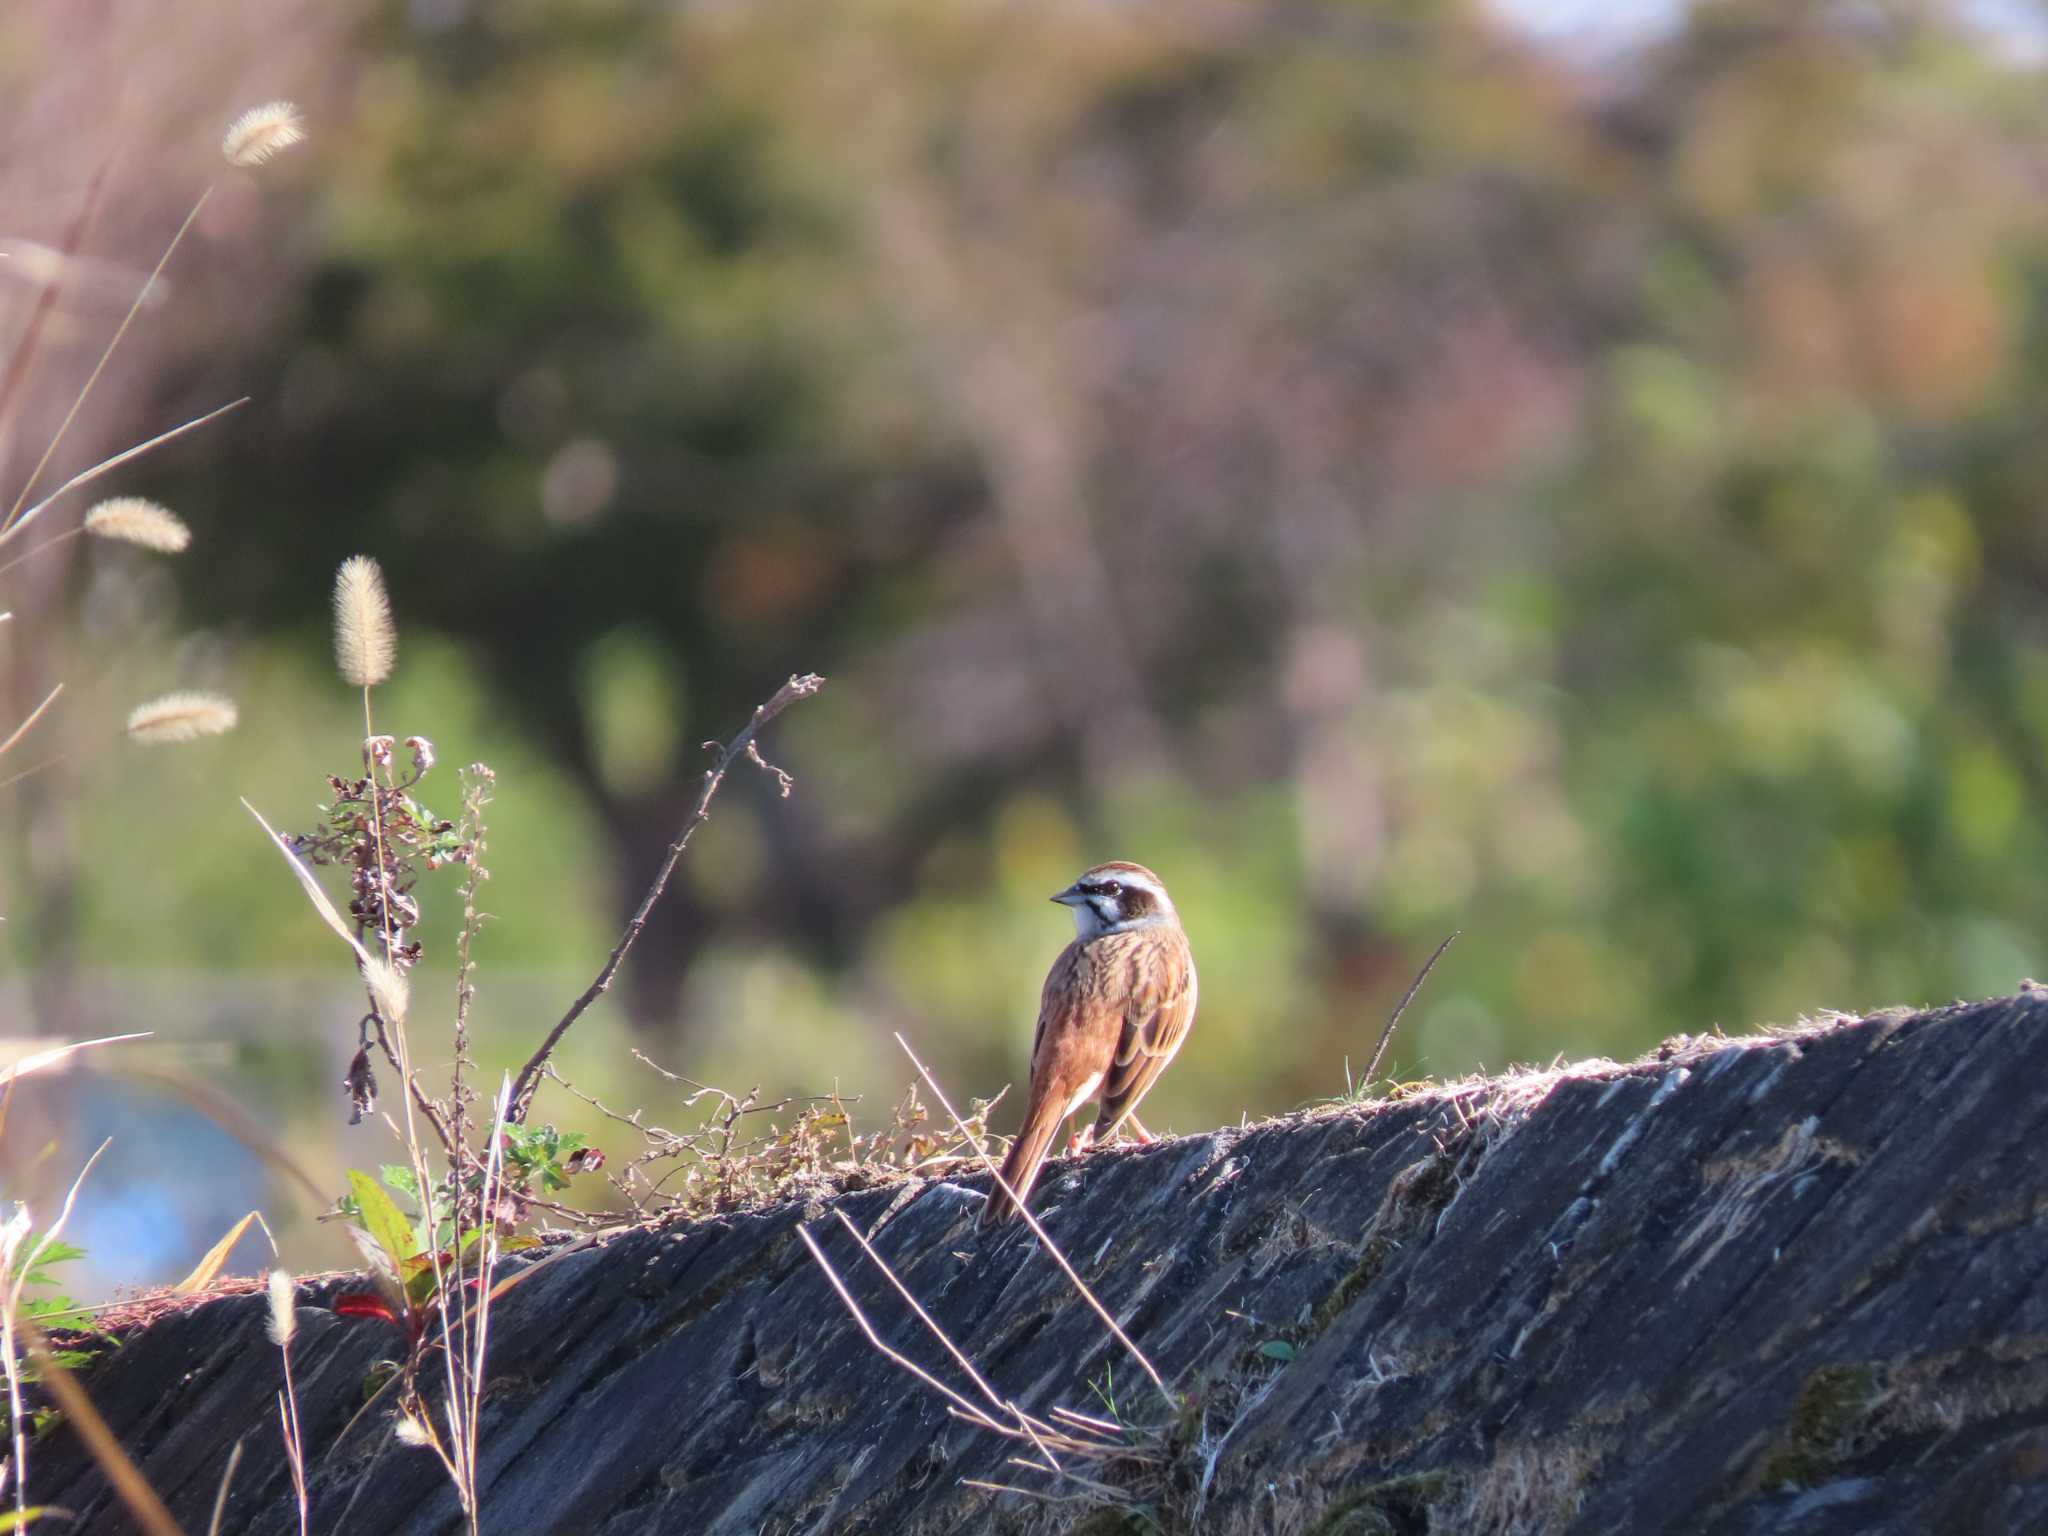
1051 884 1086 906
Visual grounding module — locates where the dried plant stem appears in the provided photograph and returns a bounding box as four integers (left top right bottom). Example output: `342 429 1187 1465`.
0 396 249 550
449 768 494 1167
797 1222 1124 1492
892 1033 1171 1404
0 754 69 794
1362 930 1459 1089
205 1439 244 1536
0 160 106 434
0 526 84 581
0 1252 24 1523
508 672 825 1121
794 1225 1015 1437
364 1013 457 1155
350 691 476 1526
828 1209 1021 1426
352 691 454 1154
3 188 212 536
277 1381 306 1536
455 1076 514 1533
0 684 62 760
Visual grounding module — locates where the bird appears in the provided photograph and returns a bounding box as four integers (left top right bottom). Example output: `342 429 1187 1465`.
980 860 1198 1227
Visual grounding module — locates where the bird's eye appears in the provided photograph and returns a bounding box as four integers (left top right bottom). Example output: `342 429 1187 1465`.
1103 881 1122 897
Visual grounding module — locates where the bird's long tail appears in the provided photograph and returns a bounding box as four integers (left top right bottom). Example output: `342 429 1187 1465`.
980 1095 1067 1227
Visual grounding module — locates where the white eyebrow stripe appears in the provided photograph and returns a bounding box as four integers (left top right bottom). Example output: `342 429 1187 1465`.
1084 867 1171 909
1090 869 1157 890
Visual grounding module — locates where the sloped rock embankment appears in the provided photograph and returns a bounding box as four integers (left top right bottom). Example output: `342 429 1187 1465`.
42 994 2048 1533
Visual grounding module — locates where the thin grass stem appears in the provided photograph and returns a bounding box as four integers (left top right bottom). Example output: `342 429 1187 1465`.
0 685 62 760
794 1224 1012 1435
893 1033 1171 1403
0 396 249 550
3 189 213 535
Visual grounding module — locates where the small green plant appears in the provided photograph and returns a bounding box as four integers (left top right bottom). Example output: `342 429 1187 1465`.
5 1235 110 1384
1091 1362 1133 1427
291 739 472 973
329 1168 547 1342
330 1169 472 1344
250 579 822 1536
496 1124 599 1200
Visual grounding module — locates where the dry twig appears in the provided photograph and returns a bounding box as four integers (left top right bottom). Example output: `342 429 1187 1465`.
1361 930 1460 1089
508 672 824 1120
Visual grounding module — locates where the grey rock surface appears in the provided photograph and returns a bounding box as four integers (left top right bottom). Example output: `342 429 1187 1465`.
39 994 2048 1533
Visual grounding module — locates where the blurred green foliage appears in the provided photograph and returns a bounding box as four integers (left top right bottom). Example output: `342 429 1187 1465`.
13 0 2048 1257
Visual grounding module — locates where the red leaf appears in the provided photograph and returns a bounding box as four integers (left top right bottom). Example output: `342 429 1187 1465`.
333 1291 399 1323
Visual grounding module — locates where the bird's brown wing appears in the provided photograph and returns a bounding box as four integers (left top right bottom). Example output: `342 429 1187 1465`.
1092 928 1198 1139
981 940 1124 1226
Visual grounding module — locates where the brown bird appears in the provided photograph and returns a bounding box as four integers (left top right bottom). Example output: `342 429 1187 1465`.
981 860 1198 1226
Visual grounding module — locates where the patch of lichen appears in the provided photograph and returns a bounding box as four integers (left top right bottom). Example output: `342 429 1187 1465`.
1312 1151 1461 1336
1067 1506 1159 1536
1301 1470 1453 1536
1758 1363 1885 1487
1313 1240 1396 1339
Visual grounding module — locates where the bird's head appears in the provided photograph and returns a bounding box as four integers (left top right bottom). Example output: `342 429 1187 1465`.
1053 861 1176 938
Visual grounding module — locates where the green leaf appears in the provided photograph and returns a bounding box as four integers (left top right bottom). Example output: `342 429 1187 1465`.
381 1165 421 1200
400 1254 443 1310
21 1299 89 1330
1258 1340 1297 1362
17 1238 85 1273
347 1170 420 1270
0 1503 65 1528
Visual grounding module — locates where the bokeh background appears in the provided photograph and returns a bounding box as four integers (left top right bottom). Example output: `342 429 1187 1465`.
6 0 2048 1292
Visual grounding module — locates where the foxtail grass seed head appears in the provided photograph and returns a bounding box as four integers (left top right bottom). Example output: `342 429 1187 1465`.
126 692 239 745
83 497 190 553
222 101 306 167
266 1269 297 1347
394 1413 431 1448
333 556 396 687
362 954 410 1028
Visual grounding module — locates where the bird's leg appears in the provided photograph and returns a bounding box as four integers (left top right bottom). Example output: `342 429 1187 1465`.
1065 1122 1097 1156
1124 1113 1155 1145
